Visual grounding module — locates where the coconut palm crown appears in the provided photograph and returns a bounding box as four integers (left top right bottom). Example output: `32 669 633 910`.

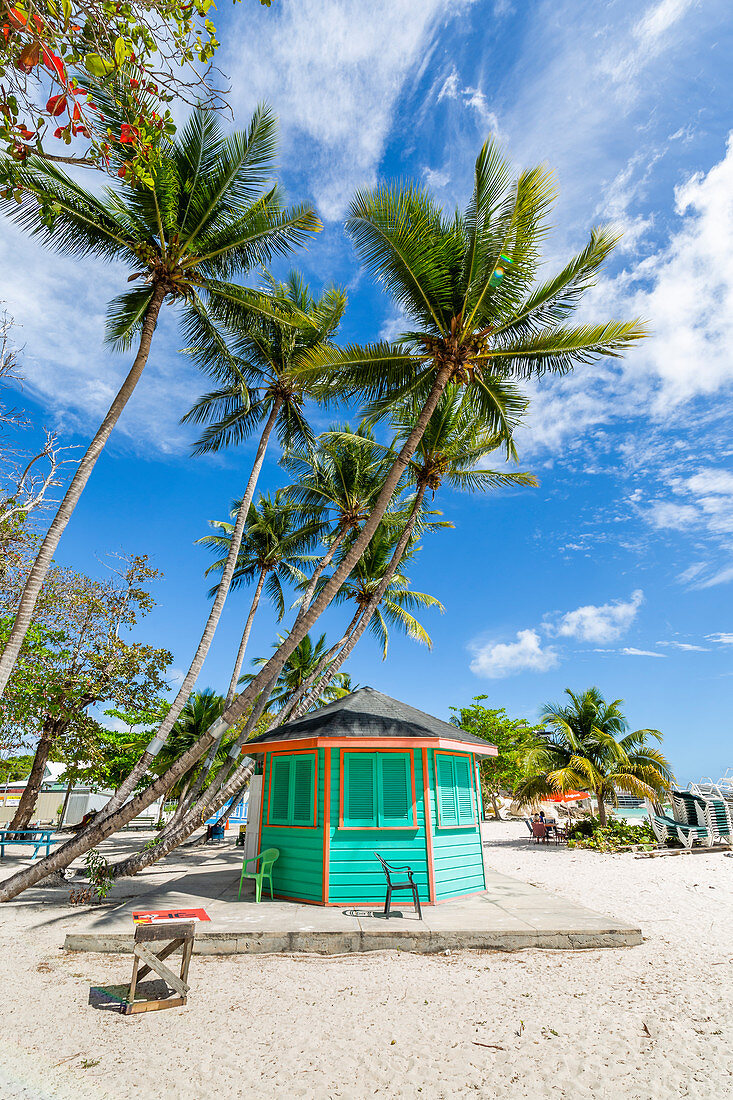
300 139 646 431
515 687 674 825
0 97 320 700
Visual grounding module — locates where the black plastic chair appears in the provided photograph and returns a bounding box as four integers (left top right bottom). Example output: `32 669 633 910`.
374 852 423 920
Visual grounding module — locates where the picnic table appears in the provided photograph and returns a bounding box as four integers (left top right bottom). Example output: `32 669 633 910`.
0 828 65 860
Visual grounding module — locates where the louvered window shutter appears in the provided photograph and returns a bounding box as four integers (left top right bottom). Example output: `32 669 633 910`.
270 757 291 824
292 755 315 825
379 754 412 826
344 754 377 826
454 756 475 825
436 754 458 826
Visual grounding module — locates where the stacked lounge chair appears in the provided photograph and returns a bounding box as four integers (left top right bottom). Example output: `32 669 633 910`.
644 796 712 849
699 795 733 846
646 789 733 849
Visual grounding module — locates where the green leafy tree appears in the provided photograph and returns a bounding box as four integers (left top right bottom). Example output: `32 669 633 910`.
0 0 272 184
3 555 171 829
0 102 319 704
0 753 33 784
450 696 543 819
515 687 674 826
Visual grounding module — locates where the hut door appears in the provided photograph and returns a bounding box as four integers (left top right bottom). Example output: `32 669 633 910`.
244 775 263 864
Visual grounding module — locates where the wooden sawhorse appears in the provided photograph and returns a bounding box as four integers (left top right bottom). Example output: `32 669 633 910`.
124 920 196 1015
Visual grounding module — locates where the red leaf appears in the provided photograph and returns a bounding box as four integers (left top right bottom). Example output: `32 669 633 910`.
46 94 67 118
41 48 66 84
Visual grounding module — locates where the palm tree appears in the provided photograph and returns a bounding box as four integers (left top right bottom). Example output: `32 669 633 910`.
241 632 352 713
294 386 534 715
328 523 443 658
280 423 396 610
199 490 319 706
153 689 228 802
515 687 674 826
0 139 648 903
219 137 647 734
0 99 320 699
97 270 346 820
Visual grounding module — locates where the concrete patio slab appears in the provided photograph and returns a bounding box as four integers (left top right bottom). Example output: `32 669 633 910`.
58 844 642 955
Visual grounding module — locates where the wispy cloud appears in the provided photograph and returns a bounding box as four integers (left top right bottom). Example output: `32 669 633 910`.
224 0 471 220
621 647 666 658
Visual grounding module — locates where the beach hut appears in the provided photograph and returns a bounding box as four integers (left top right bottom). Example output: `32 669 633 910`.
244 687 497 906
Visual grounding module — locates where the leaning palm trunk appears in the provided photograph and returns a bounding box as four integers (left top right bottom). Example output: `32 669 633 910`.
276 610 361 724
93 399 282 826
171 536 350 825
0 370 450 901
225 568 268 706
293 485 428 719
167 566 268 828
0 286 167 698
111 757 258 880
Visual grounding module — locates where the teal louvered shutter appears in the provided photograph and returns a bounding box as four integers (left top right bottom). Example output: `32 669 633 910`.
344 753 377 826
454 756 475 825
379 754 412 826
269 757 291 824
436 754 458 826
292 755 315 825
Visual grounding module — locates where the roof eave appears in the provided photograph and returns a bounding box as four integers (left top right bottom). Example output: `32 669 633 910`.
245 736 497 757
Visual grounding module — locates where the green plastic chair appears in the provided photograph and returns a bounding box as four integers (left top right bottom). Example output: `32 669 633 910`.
238 847 279 902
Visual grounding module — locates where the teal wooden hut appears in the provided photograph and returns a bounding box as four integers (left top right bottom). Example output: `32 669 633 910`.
245 687 497 906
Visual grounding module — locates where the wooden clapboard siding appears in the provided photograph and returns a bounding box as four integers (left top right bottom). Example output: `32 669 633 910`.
260 748 325 902
327 748 429 903
427 750 485 901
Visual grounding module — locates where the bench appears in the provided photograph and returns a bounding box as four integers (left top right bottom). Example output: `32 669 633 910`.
0 828 66 860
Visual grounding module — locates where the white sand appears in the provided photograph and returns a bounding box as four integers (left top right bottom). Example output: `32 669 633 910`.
1 822 731 1099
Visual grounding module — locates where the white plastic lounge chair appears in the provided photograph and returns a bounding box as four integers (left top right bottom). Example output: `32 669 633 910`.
699 796 733 847
645 800 711 849
671 790 708 829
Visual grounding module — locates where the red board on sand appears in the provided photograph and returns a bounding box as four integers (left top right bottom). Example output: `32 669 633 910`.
132 908 210 924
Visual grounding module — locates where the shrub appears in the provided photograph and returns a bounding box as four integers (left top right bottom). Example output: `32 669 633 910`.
567 815 655 852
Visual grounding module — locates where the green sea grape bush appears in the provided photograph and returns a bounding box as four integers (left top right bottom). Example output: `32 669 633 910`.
566 815 656 852
0 0 273 190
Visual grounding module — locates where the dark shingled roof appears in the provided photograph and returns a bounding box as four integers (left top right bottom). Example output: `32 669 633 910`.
246 686 494 752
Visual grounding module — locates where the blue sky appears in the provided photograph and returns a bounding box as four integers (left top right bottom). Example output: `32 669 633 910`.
1 0 732 781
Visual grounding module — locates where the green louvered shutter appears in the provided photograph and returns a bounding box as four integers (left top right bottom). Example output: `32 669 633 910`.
379 754 412 827
454 756 475 825
436 754 458 826
344 753 377 826
269 757 291 824
292 754 315 825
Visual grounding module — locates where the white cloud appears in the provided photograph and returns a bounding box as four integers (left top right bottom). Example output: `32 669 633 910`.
470 629 559 679
706 633 733 645
634 0 696 48
658 641 708 651
647 501 700 530
225 1 469 219
621 647 666 657
550 590 644 644
423 166 451 189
